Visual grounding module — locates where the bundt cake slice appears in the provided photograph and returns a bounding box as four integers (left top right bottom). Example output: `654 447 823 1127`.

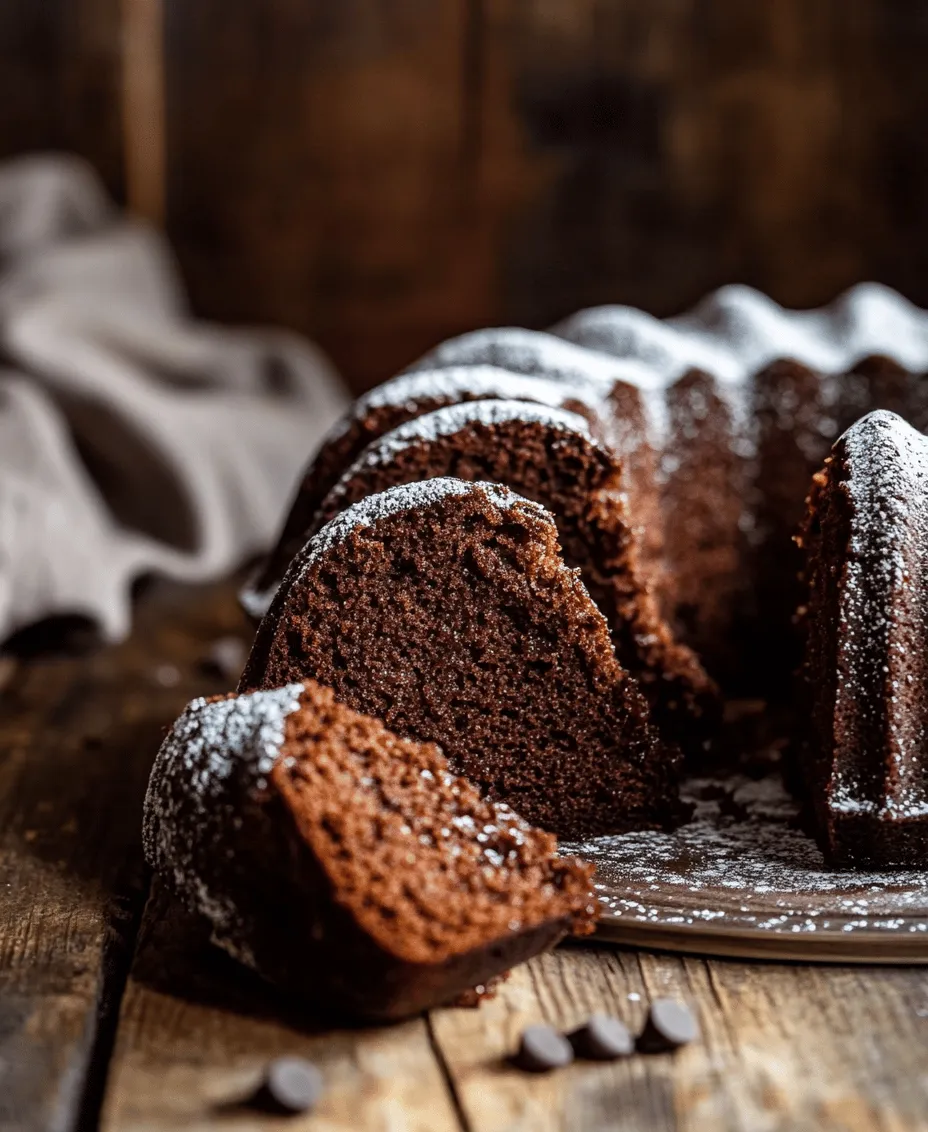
798 410 928 867
239 479 680 838
307 399 717 752
242 367 613 619
144 679 598 1021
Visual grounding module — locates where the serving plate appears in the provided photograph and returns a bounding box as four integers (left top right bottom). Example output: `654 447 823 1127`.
563 772 928 964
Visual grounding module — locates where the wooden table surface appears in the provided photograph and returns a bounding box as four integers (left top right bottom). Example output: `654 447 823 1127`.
3 579 928 1132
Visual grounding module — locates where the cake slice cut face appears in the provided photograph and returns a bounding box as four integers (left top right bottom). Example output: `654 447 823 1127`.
799 410 928 867
143 679 598 1021
242 367 612 618
239 479 679 838
310 399 717 751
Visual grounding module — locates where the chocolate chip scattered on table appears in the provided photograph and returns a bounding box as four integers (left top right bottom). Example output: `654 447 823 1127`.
514 1024 575 1072
570 1013 634 1060
254 1056 324 1115
513 1001 698 1073
637 999 700 1053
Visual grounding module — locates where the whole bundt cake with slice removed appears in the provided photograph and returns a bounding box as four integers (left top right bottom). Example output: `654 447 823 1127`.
798 410 928 867
242 367 615 619
239 478 679 838
144 679 598 1020
252 283 928 693
308 398 717 751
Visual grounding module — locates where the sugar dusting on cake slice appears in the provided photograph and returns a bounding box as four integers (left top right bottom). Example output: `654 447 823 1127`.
357 363 613 418
143 679 599 1018
406 328 659 392
346 399 596 473
294 477 551 574
143 682 306 963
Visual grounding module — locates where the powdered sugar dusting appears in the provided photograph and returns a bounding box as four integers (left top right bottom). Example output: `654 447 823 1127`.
555 283 928 388
406 329 655 393
826 411 928 821
549 284 928 459
143 683 304 962
356 364 611 420
843 410 928 500
564 773 928 938
405 334 668 444
346 399 596 472
290 477 551 576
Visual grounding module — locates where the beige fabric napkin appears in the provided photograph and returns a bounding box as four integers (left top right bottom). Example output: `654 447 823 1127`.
0 155 347 645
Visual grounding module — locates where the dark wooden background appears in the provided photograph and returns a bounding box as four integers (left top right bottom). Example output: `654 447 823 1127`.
3 0 927 392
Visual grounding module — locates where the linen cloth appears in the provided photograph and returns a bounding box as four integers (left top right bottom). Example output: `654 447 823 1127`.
0 155 347 644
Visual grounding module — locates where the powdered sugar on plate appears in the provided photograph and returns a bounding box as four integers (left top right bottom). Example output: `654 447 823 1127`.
563 772 928 941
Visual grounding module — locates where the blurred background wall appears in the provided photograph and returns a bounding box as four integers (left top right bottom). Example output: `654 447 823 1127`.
3 0 927 393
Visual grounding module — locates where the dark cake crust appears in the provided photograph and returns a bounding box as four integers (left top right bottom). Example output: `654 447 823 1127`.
144 679 598 1021
797 411 928 867
239 479 680 838
753 355 928 696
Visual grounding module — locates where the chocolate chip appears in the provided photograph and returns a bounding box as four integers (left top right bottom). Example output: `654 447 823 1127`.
570 1013 633 1060
637 999 699 1053
255 1056 324 1114
513 1024 574 1072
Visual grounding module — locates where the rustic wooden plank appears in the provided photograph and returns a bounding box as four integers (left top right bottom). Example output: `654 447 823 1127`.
121 0 167 224
162 0 477 391
486 0 928 327
101 882 464 1131
6 1 928 394
429 945 928 1131
0 0 125 200
0 581 252 1132
154 0 928 394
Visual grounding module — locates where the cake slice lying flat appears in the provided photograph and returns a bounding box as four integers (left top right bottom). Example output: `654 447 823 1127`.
240 478 680 838
798 410 928 867
144 679 598 1021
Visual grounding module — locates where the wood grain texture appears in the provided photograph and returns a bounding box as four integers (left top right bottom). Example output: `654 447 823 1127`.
4 2 928 391
100 916 928 1132
100 882 464 1131
159 0 928 391
2 578 928 1129
488 0 928 326
162 0 484 388
430 946 928 1132
0 0 125 199
0 582 251 1132
121 0 166 223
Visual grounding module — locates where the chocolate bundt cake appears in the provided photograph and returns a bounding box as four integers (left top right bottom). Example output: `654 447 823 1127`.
403 284 928 687
144 679 598 1020
252 283 928 693
798 411 928 867
243 367 616 618
306 398 716 750
239 479 679 837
